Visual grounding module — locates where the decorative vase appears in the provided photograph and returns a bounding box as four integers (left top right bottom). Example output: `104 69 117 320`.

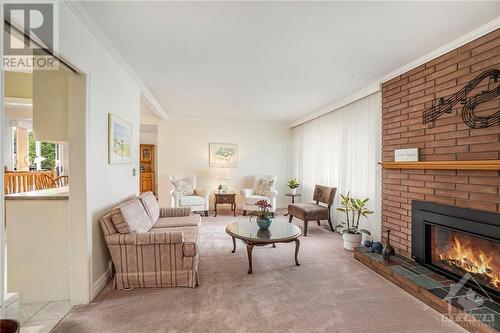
342 233 363 251
291 188 297 195
256 217 272 230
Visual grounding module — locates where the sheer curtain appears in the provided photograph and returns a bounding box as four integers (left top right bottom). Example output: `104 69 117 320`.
291 92 382 240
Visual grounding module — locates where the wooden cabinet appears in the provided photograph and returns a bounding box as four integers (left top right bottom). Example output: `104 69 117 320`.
140 144 155 193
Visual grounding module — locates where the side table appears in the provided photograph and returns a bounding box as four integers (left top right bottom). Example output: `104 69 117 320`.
284 193 301 216
214 193 237 217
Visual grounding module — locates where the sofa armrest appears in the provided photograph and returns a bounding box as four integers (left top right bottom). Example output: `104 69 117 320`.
269 189 278 199
240 188 254 198
183 242 197 257
105 231 184 245
159 207 192 218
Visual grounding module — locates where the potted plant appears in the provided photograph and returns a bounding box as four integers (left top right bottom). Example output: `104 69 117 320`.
287 178 300 195
335 192 374 251
251 199 273 230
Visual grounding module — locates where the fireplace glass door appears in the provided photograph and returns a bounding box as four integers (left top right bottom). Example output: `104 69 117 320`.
430 226 500 294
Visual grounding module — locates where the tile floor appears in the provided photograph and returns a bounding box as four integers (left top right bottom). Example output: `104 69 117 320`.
1 299 72 333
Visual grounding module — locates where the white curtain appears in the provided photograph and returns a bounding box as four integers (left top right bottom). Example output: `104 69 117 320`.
291 92 382 241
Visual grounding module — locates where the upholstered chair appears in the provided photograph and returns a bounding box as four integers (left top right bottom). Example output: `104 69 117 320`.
169 174 210 216
288 185 337 236
240 175 278 217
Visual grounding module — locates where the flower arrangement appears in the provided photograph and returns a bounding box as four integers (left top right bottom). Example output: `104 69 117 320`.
255 199 272 220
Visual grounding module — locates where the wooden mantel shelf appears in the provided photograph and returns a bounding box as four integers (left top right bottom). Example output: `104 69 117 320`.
379 160 500 170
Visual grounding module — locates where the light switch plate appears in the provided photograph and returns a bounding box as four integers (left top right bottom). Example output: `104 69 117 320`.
395 148 419 162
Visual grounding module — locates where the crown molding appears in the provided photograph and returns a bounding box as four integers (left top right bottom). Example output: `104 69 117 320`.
379 16 500 84
65 1 168 120
290 17 500 128
289 82 380 128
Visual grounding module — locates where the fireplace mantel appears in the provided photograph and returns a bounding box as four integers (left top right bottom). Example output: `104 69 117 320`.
379 160 500 170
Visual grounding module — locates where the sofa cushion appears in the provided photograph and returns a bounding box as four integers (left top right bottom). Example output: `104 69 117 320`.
111 199 153 234
138 192 160 224
171 177 194 196
179 195 205 207
152 215 201 229
245 195 270 205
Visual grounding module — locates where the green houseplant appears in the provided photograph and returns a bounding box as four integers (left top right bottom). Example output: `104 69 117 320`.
287 178 300 195
335 192 374 251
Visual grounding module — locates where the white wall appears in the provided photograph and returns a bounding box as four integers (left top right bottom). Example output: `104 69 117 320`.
157 118 291 209
59 3 141 302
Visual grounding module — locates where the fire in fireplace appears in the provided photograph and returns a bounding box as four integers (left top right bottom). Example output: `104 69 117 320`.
412 201 500 298
431 226 500 293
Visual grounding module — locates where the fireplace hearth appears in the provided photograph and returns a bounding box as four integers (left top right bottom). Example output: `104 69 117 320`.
412 201 500 299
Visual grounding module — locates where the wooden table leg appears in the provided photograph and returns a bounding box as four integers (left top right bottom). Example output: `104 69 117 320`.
246 244 254 274
233 203 236 216
231 236 236 253
294 239 300 266
214 203 218 217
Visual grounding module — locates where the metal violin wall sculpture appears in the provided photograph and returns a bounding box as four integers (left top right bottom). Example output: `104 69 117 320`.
422 68 500 129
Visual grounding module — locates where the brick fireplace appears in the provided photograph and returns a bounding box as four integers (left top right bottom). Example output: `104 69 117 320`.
381 29 500 257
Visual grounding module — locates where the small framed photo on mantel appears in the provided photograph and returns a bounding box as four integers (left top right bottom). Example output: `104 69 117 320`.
395 148 419 162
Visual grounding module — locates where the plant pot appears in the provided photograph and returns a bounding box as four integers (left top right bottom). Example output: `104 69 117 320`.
290 188 297 195
256 217 272 230
342 233 362 251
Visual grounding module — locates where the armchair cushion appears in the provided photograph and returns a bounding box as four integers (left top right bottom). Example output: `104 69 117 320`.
111 199 153 234
255 178 275 197
171 177 194 196
288 203 329 221
138 192 160 224
245 195 270 205
179 195 205 207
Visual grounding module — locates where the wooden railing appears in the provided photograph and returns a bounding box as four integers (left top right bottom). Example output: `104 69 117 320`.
4 171 55 194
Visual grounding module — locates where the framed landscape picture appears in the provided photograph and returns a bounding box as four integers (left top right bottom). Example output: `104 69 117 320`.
108 113 132 164
209 143 238 168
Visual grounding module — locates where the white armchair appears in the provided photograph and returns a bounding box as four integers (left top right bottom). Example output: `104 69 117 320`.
169 174 210 216
240 175 278 217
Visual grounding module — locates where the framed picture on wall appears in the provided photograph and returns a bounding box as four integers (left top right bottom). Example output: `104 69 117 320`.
108 113 132 164
209 143 238 168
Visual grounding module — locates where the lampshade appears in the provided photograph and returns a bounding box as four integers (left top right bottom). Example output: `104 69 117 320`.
215 168 231 180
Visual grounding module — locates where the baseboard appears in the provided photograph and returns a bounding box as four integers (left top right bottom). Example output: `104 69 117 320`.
92 261 112 299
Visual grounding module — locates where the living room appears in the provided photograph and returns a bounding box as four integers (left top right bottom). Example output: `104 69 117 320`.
1 2 499 333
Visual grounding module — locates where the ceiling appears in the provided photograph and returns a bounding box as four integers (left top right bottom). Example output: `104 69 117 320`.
81 1 499 123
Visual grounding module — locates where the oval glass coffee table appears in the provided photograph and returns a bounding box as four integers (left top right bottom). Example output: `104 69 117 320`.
225 219 301 274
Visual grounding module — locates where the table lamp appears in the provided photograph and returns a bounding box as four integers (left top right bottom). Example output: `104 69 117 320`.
215 168 231 193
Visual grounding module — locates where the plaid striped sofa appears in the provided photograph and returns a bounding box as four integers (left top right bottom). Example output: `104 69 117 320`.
100 192 200 289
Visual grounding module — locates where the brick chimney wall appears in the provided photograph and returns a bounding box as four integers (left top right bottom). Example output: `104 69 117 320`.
381 29 500 257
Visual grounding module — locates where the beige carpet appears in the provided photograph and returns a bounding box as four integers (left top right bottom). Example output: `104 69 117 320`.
53 215 467 333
